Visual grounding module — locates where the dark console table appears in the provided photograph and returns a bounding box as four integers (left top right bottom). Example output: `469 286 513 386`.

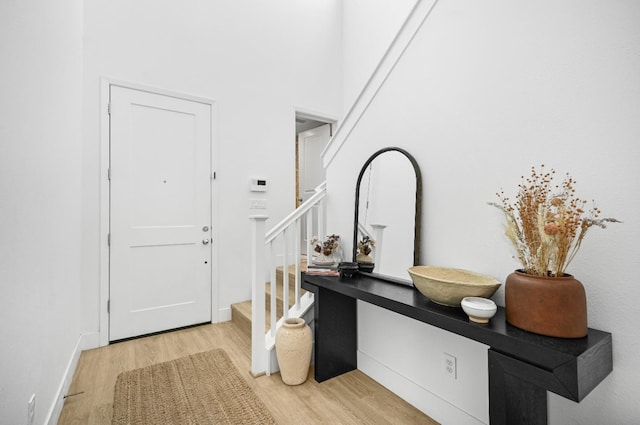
302 272 612 425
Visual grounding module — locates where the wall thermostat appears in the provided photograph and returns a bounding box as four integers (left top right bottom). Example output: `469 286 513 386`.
250 177 268 192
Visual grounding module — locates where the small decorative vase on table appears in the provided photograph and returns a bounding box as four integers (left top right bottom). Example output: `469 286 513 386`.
275 318 312 385
314 253 336 265
490 165 620 338
310 234 341 266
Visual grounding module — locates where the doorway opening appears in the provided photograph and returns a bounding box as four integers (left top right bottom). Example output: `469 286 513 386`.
295 112 335 208
294 111 336 255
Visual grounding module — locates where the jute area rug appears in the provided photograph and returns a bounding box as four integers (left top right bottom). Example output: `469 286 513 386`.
112 349 276 425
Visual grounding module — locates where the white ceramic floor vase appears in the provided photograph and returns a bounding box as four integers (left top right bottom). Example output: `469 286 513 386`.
275 317 312 385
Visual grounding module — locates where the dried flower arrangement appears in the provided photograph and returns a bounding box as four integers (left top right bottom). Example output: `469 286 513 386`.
358 235 376 256
310 234 340 256
490 165 620 277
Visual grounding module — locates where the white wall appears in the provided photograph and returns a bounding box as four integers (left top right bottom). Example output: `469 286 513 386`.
358 302 489 424
0 1 85 424
81 0 343 332
330 0 640 423
342 0 418 111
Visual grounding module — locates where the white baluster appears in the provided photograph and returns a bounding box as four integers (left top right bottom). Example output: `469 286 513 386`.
306 209 313 261
282 227 290 321
318 198 326 241
294 218 301 309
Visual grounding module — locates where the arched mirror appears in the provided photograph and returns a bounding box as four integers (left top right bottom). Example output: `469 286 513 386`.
353 147 422 284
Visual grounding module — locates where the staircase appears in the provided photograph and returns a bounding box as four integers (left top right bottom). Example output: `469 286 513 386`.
247 182 325 376
231 259 308 339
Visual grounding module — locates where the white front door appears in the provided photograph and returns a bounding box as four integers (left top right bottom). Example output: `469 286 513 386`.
298 123 331 204
109 86 212 341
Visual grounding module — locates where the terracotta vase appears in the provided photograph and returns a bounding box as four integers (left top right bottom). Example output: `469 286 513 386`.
275 318 312 385
505 270 588 338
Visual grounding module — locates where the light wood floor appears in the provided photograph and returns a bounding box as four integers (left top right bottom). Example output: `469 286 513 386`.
58 321 438 425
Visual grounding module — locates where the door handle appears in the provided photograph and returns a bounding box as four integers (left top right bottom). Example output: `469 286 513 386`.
202 239 210 245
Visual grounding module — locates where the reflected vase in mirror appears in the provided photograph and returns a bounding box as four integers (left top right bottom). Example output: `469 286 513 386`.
353 147 422 284
356 235 375 272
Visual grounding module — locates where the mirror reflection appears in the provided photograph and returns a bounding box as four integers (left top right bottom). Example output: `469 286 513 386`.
353 147 422 283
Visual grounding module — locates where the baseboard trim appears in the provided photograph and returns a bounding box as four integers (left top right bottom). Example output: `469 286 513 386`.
218 306 231 322
357 350 486 425
45 332 96 425
81 331 100 351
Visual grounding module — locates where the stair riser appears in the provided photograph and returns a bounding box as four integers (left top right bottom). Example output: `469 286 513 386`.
231 262 308 337
231 304 252 338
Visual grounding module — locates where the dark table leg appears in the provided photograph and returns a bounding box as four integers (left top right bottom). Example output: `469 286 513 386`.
313 286 358 382
489 350 548 425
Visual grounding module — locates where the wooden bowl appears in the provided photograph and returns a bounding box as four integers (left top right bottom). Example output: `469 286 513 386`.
407 266 501 307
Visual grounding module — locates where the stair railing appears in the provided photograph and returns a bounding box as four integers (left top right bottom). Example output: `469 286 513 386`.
249 181 327 377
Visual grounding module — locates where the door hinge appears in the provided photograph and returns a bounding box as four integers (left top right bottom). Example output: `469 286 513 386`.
107 300 110 314
107 233 111 246
107 168 111 180
211 171 216 180
107 102 112 115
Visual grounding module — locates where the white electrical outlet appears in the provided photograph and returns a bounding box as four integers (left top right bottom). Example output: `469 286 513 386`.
27 394 36 425
443 353 457 380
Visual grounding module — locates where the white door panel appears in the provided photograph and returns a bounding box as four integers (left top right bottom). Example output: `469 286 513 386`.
298 123 331 203
109 86 212 341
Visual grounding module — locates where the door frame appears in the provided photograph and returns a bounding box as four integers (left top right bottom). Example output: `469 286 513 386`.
99 78 219 346
294 108 338 208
